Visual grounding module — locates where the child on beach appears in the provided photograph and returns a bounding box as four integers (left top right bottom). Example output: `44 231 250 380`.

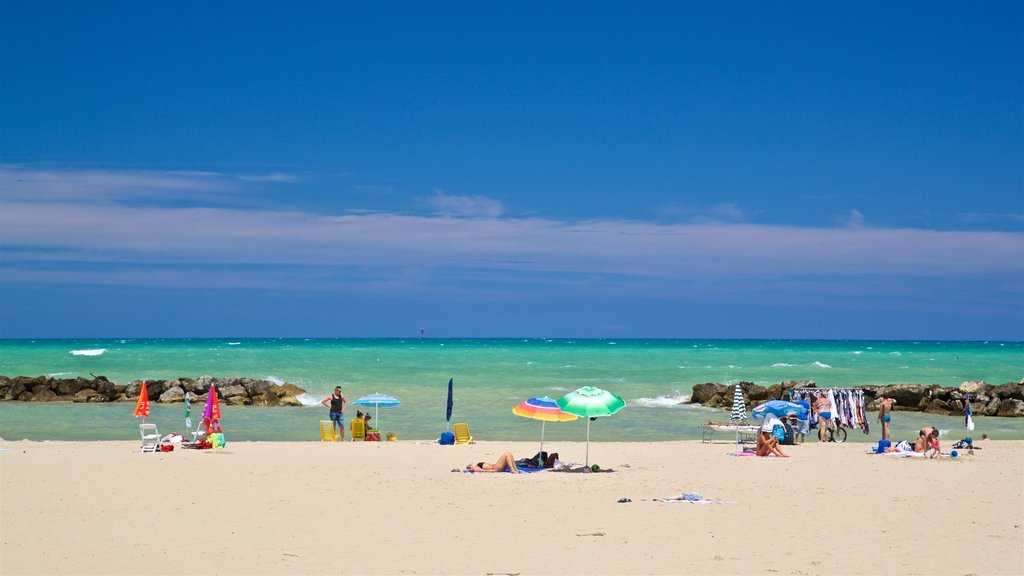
925 429 941 458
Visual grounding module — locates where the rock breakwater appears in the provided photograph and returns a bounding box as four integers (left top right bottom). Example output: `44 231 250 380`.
690 379 1024 417
0 375 308 406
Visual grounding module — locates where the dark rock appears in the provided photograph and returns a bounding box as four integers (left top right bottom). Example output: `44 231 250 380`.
30 389 58 402
994 382 1023 400
691 383 724 405
219 384 247 398
923 399 953 415
225 395 250 406
251 390 281 406
4 382 27 401
996 399 1024 417
159 386 186 403
73 389 107 403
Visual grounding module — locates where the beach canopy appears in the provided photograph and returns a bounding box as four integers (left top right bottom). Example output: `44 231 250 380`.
513 396 578 455
751 400 808 421
730 384 746 423
354 393 401 428
557 386 626 468
133 381 150 419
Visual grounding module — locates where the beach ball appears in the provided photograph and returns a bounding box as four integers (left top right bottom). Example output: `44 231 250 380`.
950 450 958 458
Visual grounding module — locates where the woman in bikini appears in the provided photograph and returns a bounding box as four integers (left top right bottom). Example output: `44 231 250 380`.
466 452 522 473
756 429 789 457
813 392 833 443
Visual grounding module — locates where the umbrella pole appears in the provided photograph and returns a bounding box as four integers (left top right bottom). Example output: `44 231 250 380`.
539 421 546 456
585 418 591 468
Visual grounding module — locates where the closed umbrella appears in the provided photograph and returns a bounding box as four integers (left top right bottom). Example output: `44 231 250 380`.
513 396 578 455
965 394 975 432
133 380 150 423
202 384 222 433
354 393 401 429
557 386 626 468
446 378 454 433
730 384 746 444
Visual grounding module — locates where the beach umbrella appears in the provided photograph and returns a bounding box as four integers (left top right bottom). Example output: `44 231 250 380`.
202 384 221 430
730 384 746 444
751 400 808 421
133 381 150 422
513 396 579 455
965 394 975 432
445 378 454 433
184 391 192 431
354 393 401 429
557 386 626 468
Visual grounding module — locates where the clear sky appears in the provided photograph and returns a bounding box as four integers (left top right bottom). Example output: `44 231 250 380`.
1 0 1021 340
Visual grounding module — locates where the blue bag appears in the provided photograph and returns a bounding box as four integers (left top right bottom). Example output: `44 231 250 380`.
439 431 455 445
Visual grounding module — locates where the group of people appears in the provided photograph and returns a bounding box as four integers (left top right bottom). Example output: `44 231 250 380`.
319 386 373 441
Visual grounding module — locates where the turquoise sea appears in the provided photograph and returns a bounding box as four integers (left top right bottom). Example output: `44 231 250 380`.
1 338 1022 443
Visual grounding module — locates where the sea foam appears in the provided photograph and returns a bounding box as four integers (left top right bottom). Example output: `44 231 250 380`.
813 361 832 368
70 349 106 356
295 393 321 407
634 393 691 407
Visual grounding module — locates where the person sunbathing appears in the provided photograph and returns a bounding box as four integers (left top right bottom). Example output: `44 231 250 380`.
756 430 789 457
915 427 936 452
466 452 522 473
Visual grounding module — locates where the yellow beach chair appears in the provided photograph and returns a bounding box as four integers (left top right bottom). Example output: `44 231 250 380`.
453 423 473 445
319 420 339 441
350 417 366 442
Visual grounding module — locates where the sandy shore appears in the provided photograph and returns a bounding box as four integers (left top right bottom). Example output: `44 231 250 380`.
2 439 1022 576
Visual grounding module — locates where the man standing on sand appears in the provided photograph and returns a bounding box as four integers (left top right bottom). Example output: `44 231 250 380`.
877 396 893 441
321 386 347 440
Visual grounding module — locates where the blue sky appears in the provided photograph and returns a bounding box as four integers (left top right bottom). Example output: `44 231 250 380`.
1 0 1021 340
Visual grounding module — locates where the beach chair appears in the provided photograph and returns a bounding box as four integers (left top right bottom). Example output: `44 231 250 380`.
320 420 339 441
350 417 365 442
453 423 473 445
188 419 208 446
140 423 161 453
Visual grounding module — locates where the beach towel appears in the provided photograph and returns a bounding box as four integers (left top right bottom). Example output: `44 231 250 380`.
655 492 735 504
550 465 616 473
458 467 546 474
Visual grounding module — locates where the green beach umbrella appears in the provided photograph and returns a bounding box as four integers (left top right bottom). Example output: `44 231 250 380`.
557 386 626 468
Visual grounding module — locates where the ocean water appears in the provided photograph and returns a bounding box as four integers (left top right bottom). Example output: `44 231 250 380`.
1 338 1022 442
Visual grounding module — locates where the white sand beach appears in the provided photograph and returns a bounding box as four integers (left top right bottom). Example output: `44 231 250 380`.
2 439 1022 576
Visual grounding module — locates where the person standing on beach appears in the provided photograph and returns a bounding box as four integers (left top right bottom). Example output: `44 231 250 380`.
321 387 347 441
877 396 893 441
812 392 833 442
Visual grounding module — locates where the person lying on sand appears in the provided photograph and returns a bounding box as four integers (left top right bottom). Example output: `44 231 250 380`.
466 452 522 473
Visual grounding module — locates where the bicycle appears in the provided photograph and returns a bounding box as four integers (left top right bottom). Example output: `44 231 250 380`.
810 419 847 443
826 420 847 443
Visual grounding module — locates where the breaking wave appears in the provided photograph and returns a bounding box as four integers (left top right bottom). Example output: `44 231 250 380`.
633 393 690 407
70 349 106 356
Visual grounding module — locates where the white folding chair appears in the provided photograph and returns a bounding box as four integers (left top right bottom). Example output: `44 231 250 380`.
140 423 161 453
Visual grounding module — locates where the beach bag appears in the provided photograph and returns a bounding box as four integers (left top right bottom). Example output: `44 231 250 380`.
439 431 455 445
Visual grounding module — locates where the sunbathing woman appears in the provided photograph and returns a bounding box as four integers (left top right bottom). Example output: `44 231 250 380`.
756 430 789 457
466 452 522 473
